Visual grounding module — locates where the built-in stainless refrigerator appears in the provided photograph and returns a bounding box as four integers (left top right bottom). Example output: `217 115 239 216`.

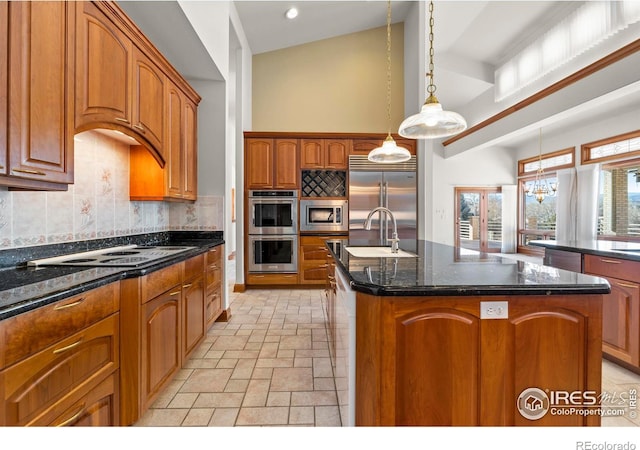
348 155 417 243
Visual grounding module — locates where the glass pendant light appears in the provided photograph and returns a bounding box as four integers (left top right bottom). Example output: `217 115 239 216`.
523 129 558 204
368 0 411 163
398 1 467 139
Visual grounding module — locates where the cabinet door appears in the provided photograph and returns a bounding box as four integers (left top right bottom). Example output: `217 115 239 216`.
165 82 183 198
142 289 181 410
132 46 164 153
602 278 640 366
325 140 349 169
75 1 131 129
8 1 73 183
182 275 205 363
274 139 299 189
300 236 330 285
0 1 7 176
300 140 324 169
183 97 198 200
245 138 274 189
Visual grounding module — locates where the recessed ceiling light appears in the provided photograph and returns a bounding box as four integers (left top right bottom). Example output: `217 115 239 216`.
285 7 298 19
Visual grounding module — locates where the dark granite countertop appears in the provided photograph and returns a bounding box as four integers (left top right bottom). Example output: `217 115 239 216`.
329 239 610 297
530 239 640 262
0 231 224 320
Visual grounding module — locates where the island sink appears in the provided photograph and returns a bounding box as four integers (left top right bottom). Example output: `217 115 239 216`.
345 246 417 258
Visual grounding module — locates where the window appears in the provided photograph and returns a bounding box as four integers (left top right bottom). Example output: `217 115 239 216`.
455 188 502 253
517 147 575 253
583 130 640 241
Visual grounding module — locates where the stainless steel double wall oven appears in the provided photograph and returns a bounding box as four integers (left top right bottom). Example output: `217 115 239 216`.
248 190 298 272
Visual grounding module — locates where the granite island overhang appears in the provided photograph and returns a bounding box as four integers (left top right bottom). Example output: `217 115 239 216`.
325 239 610 427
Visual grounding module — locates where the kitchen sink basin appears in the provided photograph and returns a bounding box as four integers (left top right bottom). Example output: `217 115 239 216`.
345 246 417 258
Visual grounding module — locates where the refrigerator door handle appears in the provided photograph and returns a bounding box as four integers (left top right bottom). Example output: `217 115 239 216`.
383 181 389 244
378 183 384 243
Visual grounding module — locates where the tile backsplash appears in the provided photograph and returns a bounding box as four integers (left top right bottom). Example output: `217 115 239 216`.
0 130 223 249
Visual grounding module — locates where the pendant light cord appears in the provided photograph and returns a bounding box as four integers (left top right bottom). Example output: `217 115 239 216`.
385 0 392 137
427 1 436 97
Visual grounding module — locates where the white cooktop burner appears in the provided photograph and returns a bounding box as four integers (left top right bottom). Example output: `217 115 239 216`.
28 245 196 268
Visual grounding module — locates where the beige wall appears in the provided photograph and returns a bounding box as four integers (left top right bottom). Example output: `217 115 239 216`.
252 23 404 133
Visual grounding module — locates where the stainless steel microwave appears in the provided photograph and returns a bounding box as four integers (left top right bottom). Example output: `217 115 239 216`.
300 199 348 233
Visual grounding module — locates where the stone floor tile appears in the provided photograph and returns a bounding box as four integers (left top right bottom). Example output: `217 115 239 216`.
224 379 250 393
167 392 199 409
235 407 290 426
134 408 189 426
294 357 313 368
182 408 214 426
289 406 315 425
312 358 334 378
279 335 312 350
242 379 271 407
314 378 336 391
216 358 238 369
149 379 185 408
223 350 260 359
271 367 313 392
267 391 291 407
194 392 244 408
315 406 341 426
211 335 249 351
259 342 280 358
290 391 338 407
255 357 294 368
208 408 239 426
180 368 233 393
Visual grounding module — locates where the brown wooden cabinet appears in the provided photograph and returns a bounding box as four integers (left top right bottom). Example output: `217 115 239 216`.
132 46 165 153
245 138 299 189
301 139 349 169
584 254 640 368
299 236 332 285
205 245 224 328
5 1 74 188
182 255 205 363
129 81 198 201
141 285 181 412
0 1 7 177
0 282 120 426
351 137 415 156
355 291 603 426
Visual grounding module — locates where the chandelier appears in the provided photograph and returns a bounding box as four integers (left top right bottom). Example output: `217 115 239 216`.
523 129 557 203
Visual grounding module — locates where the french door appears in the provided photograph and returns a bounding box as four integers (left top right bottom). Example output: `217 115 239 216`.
455 187 502 253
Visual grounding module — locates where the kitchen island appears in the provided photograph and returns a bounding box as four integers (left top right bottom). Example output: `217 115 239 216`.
326 239 610 427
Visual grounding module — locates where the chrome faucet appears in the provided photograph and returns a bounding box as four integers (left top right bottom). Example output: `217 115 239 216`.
363 206 399 253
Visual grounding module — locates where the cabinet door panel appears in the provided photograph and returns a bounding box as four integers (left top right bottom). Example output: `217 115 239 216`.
300 140 324 169
0 1 7 176
394 308 480 426
274 139 299 189
602 279 640 365
183 98 198 200
246 139 273 189
183 276 205 363
142 290 180 409
75 1 130 127
325 140 349 169
133 47 164 152
165 83 183 197
8 1 73 183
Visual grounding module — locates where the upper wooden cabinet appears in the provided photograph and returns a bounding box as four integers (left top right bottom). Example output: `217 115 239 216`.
4 1 74 187
132 46 164 153
351 138 416 156
129 80 197 201
301 139 349 169
0 2 7 177
245 138 299 190
75 1 131 131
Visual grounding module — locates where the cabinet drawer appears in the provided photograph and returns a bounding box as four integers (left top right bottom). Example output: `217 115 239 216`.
207 246 223 265
584 254 640 282
0 282 119 368
246 273 298 285
184 254 204 280
141 263 182 302
206 263 223 288
0 313 119 426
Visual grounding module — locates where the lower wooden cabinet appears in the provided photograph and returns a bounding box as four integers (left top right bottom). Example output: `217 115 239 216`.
0 313 120 426
205 245 224 328
300 236 332 285
246 273 298 285
354 292 603 426
141 288 181 412
183 255 206 363
584 254 640 369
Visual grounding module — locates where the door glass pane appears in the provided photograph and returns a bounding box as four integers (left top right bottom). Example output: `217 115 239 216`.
487 192 502 249
598 165 640 238
458 193 480 251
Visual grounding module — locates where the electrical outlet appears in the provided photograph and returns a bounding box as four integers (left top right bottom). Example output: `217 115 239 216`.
480 301 508 319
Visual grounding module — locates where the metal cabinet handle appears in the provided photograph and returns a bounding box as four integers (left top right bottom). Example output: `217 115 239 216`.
183 283 192 288
56 403 86 427
53 339 83 354
600 259 622 264
133 124 145 132
115 117 129 123
54 297 86 310
169 290 181 296
12 168 46 176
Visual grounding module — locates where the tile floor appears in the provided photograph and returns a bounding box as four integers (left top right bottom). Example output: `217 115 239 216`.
135 263 640 427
